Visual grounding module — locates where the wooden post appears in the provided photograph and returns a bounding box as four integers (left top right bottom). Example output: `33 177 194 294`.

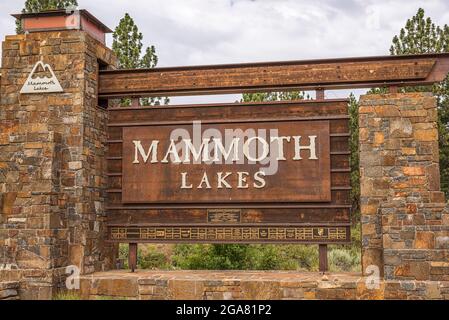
129 243 138 273
131 98 140 107
316 89 325 100
319 244 328 273
389 85 399 94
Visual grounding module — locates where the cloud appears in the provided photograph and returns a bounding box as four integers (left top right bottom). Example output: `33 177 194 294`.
85 0 449 66
1 0 449 102
3 0 449 64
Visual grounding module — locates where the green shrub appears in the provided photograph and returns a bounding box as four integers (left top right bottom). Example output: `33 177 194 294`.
171 244 322 271
119 226 361 272
171 244 211 270
118 243 129 269
138 247 170 270
283 245 319 271
329 248 361 272
172 244 256 270
95 296 128 300
207 244 256 270
119 243 171 270
121 242 361 271
252 245 283 270
252 245 318 271
350 224 362 248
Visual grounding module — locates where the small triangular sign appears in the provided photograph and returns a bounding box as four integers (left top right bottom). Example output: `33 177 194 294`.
20 60 63 94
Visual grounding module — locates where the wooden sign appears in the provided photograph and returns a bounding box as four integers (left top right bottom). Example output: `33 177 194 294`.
106 99 351 244
122 121 330 204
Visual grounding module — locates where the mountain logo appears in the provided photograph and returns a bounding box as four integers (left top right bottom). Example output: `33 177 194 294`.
20 60 63 94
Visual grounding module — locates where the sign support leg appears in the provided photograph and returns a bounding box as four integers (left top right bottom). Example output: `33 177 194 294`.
389 85 399 94
129 243 138 273
319 244 328 273
131 98 140 107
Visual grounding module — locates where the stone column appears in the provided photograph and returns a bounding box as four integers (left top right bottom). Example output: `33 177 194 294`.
0 30 117 299
359 92 449 284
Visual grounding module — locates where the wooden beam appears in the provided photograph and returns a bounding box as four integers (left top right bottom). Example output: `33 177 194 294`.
98 53 449 98
389 85 399 94
319 244 328 273
130 98 140 107
128 243 138 273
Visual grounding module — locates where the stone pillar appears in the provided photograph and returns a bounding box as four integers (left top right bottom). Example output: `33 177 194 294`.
359 92 449 283
0 29 117 299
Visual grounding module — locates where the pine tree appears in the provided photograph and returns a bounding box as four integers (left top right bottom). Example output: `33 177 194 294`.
112 13 143 70
348 93 360 220
16 0 78 34
390 8 449 55
112 13 168 106
389 8 449 196
140 46 158 69
140 46 169 106
241 91 307 103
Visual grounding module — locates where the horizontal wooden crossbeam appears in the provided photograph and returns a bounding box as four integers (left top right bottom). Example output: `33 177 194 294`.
98 53 449 98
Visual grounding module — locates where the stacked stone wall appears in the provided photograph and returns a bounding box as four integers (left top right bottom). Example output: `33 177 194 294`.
0 31 117 299
78 271 449 300
0 27 448 300
359 93 449 287
0 281 19 300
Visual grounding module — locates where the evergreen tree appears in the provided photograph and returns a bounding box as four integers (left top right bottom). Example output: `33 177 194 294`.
389 8 449 196
112 13 168 106
356 9 449 210
16 0 78 34
140 46 158 69
241 91 308 103
140 46 169 105
390 8 449 55
112 13 143 70
348 93 360 220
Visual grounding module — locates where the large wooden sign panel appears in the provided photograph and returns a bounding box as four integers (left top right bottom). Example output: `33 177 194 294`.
122 121 330 203
106 99 351 244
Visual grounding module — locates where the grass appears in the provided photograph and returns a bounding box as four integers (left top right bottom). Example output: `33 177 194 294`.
95 296 128 300
53 291 81 300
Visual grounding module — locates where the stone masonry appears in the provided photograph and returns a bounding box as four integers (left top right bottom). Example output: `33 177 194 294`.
0 30 117 299
0 19 448 300
78 270 448 300
78 92 449 301
359 92 449 296
0 281 19 300
79 271 384 300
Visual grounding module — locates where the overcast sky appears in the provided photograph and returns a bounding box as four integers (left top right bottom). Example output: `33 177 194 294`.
1 0 449 101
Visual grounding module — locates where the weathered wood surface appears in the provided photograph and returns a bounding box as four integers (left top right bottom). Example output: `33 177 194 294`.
122 121 331 204
106 207 351 226
109 226 350 244
98 54 449 98
319 244 329 273
106 99 351 244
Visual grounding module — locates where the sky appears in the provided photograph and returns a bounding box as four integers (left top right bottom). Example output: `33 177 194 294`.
1 0 449 102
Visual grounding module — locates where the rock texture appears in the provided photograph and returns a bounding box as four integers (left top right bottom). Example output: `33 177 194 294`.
0 281 19 300
0 30 117 299
78 270 449 300
359 93 449 297
0 27 448 300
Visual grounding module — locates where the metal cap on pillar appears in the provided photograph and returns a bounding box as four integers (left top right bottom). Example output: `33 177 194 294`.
12 9 112 44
